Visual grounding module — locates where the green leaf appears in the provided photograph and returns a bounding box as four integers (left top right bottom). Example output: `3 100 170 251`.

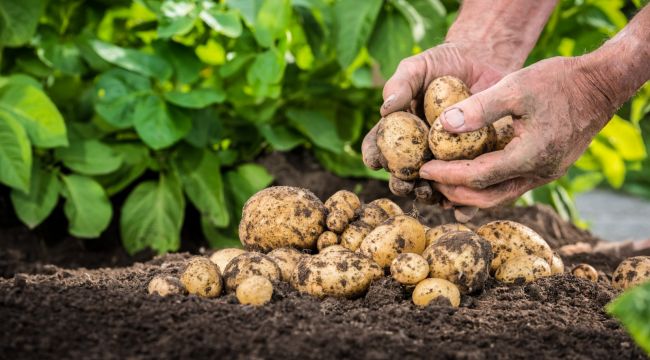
334 0 382 68
286 108 344 153
33 27 85 76
599 115 647 161
590 139 625 188
184 108 222 148
157 0 199 38
61 175 112 238
258 123 303 151
0 0 46 47
94 69 151 129
225 163 274 211
120 173 185 254
315 147 390 180
0 111 32 192
89 40 172 80
368 9 414 78
153 41 203 85
407 0 447 49
133 95 192 150
163 88 226 108
569 172 604 193
607 282 650 355
95 143 150 196
201 216 242 248
247 48 286 85
228 0 261 26
253 0 290 47
200 8 243 38
55 139 123 175
10 161 60 229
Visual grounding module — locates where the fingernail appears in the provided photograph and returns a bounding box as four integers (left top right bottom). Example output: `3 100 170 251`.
443 108 465 128
382 94 396 109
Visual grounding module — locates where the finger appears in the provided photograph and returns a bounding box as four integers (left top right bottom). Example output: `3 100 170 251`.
433 178 535 208
389 175 414 197
413 180 442 204
381 56 426 116
361 123 383 170
454 206 479 223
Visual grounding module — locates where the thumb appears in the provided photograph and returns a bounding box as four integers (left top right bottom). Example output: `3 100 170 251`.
438 84 514 133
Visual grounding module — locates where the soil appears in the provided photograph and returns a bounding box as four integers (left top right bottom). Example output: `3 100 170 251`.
0 151 646 359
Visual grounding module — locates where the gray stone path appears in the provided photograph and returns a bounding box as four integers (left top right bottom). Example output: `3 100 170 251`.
576 190 650 242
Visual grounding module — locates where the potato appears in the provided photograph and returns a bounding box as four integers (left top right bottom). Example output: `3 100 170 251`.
571 264 598 282
317 231 339 251
495 255 551 283
376 111 432 181
476 220 553 272
223 252 282 291
236 276 273 306
612 256 650 290
319 244 351 254
360 199 403 228
423 76 470 125
425 223 472 248
390 253 429 285
325 190 361 233
428 120 496 161
340 221 373 251
292 249 383 298
180 257 223 298
268 247 304 282
412 278 461 308
359 215 426 268
422 231 492 294
493 116 515 150
148 275 186 297
239 186 326 252
209 248 247 273
550 253 565 274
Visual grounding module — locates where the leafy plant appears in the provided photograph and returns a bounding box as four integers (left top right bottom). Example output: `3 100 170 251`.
607 282 650 355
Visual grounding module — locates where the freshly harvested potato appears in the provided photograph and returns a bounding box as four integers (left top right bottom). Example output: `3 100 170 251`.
180 257 223 298
223 252 281 291
550 253 565 274
476 220 553 272
612 256 650 290
428 120 496 161
292 249 383 298
148 275 186 297
390 253 429 285
376 111 432 180
360 215 426 268
236 276 273 306
340 221 373 251
317 231 339 251
572 264 598 282
422 231 492 294
239 186 326 252
425 223 472 248
360 199 403 228
423 76 471 125
319 244 351 255
412 278 461 308
209 248 247 273
495 255 551 283
325 190 361 233
493 116 515 150
268 247 304 282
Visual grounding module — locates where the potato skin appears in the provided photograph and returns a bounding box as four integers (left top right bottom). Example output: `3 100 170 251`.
423 76 470 126
422 231 492 294
425 223 472 248
223 252 282 291
493 116 515 150
412 278 461 308
390 253 429 285
267 247 304 282
495 255 551 283
550 253 565 275
476 220 553 272
236 276 273 306
376 112 432 180
612 256 650 290
209 248 247 273
325 190 361 233
148 275 186 297
428 121 496 161
340 221 373 251
180 257 223 298
360 215 426 268
317 231 339 251
239 186 326 252
571 264 598 282
359 199 403 228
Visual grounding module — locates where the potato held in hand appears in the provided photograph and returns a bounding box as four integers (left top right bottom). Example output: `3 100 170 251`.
495 255 551 283
376 112 432 181
612 256 650 290
360 215 426 268
424 76 471 125
180 257 223 298
223 252 281 291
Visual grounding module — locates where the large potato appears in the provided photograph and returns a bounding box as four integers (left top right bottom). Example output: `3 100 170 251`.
390 253 429 285
180 257 223 298
422 231 492 294
223 252 281 291
493 116 515 150
423 76 470 125
268 247 304 282
340 221 373 251
612 256 650 290
236 276 273 306
425 223 472 248
209 248 247 273
376 111 432 181
495 255 551 283
291 249 383 298
476 220 553 272
239 186 326 252
325 190 361 233
428 121 496 161
359 215 426 268
412 278 461 308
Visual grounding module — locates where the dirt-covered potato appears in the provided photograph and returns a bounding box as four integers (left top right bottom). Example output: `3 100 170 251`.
422 231 492 294
390 253 429 285
429 120 496 161
359 199 403 228
268 247 304 282
325 190 361 233
239 186 326 252
340 221 373 251
412 278 461 308
209 248 247 273
612 256 650 290
572 264 598 282
476 220 553 272
495 255 551 283
423 76 471 126
550 253 565 275
180 257 223 298
425 223 472 248
493 116 515 150
319 244 351 254
236 276 273 306
376 111 432 180
223 252 281 291
317 231 339 251
360 215 426 268
291 249 383 298
148 275 186 297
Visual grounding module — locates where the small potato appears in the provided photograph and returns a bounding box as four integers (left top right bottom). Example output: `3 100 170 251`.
495 255 551 284
209 248 247 273
423 76 471 126
340 221 373 251
412 278 461 308
390 253 429 285
612 256 650 290
325 190 361 233
550 253 565 274
428 121 496 161
236 276 273 306
360 199 403 228
425 223 472 248
319 244 351 254
493 116 515 150
180 257 223 298
223 252 281 291
572 264 598 282
376 112 432 180
317 231 339 251
360 215 426 268
423 231 492 294
239 186 326 252
148 275 186 297
268 247 304 282
476 220 553 272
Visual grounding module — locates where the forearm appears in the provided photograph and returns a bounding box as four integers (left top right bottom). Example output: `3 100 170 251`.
446 0 558 72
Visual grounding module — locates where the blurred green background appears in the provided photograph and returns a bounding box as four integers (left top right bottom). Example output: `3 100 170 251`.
0 0 649 254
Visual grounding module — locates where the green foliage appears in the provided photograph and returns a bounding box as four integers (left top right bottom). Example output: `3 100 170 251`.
607 282 650 355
